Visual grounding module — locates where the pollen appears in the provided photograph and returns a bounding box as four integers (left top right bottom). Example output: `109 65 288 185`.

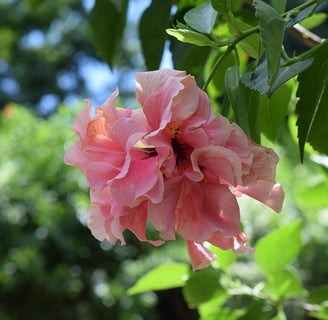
165 121 181 138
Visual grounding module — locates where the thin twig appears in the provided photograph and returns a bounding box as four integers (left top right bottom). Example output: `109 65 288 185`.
289 23 326 47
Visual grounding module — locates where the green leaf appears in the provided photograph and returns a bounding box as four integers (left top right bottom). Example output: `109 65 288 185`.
309 307 328 320
259 82 292 141
253 0 285 85
209 245 237 271
242 57 313 95
139 0 172 70
28 0 44 11
265 268 304 299
297 181 328 208
269 59 313 94
296 40 328 161
166 27 217 47
204 49 235 96
233 20 260 59
169 39 212 81
255 220 302 277
308 285 328 304
184 1 218 34
127 263 189 295
90 0 128 68
239 300 276 320
225 66 250 135
211 0 231 14
198 289 229 319
183 267 221 306
286 4 317 28
244 87 261 143
301 13 327 30
269 0 286 14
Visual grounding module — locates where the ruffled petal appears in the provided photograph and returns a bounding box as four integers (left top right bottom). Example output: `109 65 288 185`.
186 241 216 271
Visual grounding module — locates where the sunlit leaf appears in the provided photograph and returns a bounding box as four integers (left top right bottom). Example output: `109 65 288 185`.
296 40 328 161
90 0 128 68
184 1 218 34
255 220 302 276
309 307 328 320
139 0 172 70
297 181 328 208
127 263 189 295
166 27 217 47
301 13 327 30
265 268 304 299
209 245 237 271
253 0 285 85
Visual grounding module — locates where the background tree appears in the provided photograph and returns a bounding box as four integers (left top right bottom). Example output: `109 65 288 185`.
1 0 328 319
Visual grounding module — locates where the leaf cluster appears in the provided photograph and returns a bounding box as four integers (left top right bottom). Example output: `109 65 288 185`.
88 0 328 161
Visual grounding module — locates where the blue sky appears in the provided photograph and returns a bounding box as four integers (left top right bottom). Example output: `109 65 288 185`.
2 0 173 114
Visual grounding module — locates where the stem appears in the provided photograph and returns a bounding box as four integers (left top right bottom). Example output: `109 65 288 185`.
202 46 233 91
282 0 318 19
203 0 320 90
203 27 259 91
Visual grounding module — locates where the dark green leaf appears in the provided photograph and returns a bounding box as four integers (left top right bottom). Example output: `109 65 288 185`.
269 0 286 14
253 0 285 85
255 220 302 276
225 66 250 135
269 59 313 94
205 49 235 96
183 267 221 306
259 83 292 141
242 57 313 94
239 300 276 320
28 0 44 11
170 39 211 83
233 19 260 59
286 4 316 28
127 263 189 295
139 0 172 70
211 0 231 14
184 1 217 34
241 56 268 93
244 87 261 143
90 0 128 68
308 285 328 304
296 40 328 160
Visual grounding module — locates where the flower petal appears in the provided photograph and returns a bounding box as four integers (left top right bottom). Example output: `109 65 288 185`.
186 241 216 271
235 180 284 213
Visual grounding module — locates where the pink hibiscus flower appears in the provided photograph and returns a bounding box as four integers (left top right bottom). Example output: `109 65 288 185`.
65 69 284 271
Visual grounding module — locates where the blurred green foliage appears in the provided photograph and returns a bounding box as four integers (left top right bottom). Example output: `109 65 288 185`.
0 104 193 319
1 0 328 319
